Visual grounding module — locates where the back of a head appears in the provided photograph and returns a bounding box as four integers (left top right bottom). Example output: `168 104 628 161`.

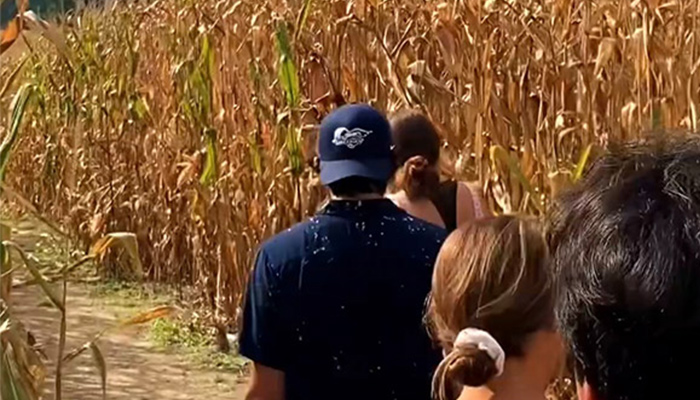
390 110 441 200
429 216 553 400
549 135 700 400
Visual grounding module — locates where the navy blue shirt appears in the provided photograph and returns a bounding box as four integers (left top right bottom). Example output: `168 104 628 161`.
240 199 447 400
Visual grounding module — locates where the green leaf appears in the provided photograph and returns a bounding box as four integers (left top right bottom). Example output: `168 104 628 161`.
573 144 593 182
1 350 30 400
489 145 544 213
199 128 218 186
295 0 314 41
0 84 35 184
200 35 215 80
247 135 263 176
285 126 303 177
276 23 300 108
652 106 662 130
195 35 214 118
129 96 151 121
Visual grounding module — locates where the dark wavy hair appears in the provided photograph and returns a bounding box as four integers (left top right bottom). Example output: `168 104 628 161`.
390 110 441 200
549 134 700 400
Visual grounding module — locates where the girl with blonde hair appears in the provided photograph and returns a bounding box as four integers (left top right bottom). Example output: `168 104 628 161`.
429 216 563 400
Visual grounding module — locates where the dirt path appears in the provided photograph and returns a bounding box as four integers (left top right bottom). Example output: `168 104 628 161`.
10 283 247 400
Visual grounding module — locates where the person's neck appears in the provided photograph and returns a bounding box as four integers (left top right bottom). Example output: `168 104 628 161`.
330 193 385 201
461 356 551 400
490 356 550 399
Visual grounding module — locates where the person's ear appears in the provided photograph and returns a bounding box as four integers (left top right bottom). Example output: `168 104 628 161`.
576 381 599 400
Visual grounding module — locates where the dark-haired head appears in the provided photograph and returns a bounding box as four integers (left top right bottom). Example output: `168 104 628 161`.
549 134 700 400
429 216 558 400
391 110 441 199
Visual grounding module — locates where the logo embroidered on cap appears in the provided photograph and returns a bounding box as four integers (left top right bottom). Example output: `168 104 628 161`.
332 127 372 149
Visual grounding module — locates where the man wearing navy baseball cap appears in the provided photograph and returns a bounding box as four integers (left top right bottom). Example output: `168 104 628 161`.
240 104 447 400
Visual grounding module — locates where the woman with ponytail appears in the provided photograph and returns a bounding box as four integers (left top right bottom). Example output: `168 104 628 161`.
429 216 563 400
389 110 488 231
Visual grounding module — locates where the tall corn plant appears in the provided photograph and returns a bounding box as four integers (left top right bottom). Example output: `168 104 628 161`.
3 0 691 357
0 84 34 186
0 82 46 400
0 83 174 400
276 21 304 221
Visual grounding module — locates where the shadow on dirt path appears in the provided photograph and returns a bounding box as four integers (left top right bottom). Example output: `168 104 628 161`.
10 283 247 400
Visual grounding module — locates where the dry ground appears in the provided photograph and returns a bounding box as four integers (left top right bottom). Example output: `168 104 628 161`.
10 283 247 400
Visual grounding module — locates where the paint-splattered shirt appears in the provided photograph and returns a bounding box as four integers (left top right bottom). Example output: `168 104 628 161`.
240 199 447 400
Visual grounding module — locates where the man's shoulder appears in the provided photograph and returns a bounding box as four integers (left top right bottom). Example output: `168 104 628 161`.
260 215 328 262
259 218 318 260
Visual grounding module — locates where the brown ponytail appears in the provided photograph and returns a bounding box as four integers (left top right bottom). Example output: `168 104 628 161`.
433 346 499 400
398 155 441 200
390 110 441 200
428 216 554 400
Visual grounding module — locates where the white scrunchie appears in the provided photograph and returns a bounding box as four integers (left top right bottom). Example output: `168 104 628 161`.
453 328 506 377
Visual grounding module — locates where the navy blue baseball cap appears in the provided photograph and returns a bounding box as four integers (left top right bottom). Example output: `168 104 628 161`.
319 104 394 185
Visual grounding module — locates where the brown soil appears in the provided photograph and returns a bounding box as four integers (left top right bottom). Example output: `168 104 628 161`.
10 283 247 400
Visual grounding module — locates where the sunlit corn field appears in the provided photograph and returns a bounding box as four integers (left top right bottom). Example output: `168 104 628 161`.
0 0 695 347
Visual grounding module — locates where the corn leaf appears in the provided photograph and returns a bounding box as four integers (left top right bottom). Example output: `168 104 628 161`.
57 256 94 276
196 35 214 118
0 57 28 100
89 237 116 259
0 84 35 185
247 135 263 176
285 126 303 177
276 22 300 108
2 242 63 312
652 106 662 130
0 318 9 335
1 223 10 303
89 343 107 400
573 144 593 182
1 350 31 400
0 183 69 239
295 0 313 41
199 128 218 186
490 145 544 213
62 342 90 365
63 305 175 368
0 306 45 400
93 233 143 279
128 96 151 121
118 305 177 327
1 224 9 269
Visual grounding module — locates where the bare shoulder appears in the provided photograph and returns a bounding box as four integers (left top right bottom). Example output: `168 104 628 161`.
458 180 480 192
386 191 408 208
456 180 480 201
456 180 490 222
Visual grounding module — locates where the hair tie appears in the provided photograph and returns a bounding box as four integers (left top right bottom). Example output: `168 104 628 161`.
453 328 506 376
